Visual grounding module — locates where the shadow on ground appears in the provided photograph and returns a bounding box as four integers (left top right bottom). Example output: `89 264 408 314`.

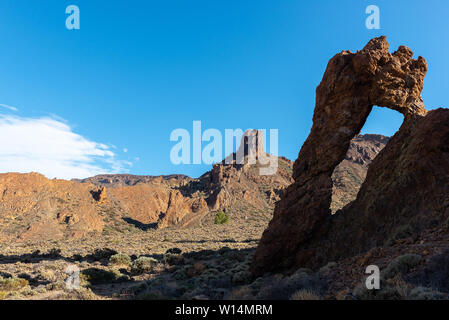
122 217 158 231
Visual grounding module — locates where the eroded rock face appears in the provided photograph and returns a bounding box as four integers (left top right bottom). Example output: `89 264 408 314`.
0 173 105 241
251 36 435 276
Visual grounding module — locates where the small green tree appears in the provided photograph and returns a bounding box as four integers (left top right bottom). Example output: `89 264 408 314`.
214 210 229 224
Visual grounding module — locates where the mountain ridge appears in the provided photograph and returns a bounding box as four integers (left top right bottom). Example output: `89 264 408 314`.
0 133 387 243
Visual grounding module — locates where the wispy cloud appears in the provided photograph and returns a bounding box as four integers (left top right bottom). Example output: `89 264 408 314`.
0 104 18 112
0 114 132 179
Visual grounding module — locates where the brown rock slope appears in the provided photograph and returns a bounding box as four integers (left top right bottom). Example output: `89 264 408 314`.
0 173 105 242
0 131 294 242
250 36 449 276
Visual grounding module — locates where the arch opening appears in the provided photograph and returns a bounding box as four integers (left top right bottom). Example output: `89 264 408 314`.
330 106 404 213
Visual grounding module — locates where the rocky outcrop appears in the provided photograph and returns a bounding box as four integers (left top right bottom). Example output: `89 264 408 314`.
200 130 294 217
250 36 443 276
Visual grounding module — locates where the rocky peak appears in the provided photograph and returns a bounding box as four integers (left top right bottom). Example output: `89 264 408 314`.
223 129 267 166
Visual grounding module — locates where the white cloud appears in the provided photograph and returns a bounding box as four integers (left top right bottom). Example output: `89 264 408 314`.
0 114 132 179
0 104 18 112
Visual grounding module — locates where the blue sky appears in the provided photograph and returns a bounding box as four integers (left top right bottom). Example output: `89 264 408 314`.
0 0 447 178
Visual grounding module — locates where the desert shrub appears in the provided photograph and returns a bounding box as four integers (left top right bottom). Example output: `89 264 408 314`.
90 248 118 261
390 276 412 299
81 268 120 285
131 257 158 274
408 286 447 300
382 254 422 279
318 262 337 275
45 280 68 291
109 253 131 266
60 287 99 300
173 269 189 281
0 277 29 291
46 248 62 258
407 249 449 293
226 250 247 262
290 289 321 300
353 271 422 301
386 224 414 246
231 271 252 285
200 268 220 280
214 211 229 225
187 262 208 278
353 280 402 300
226 286 255 300
164 254 184 266
0 291 6 300
256 270 327 300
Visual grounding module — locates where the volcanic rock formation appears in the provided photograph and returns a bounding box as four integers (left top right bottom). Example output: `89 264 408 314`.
251 36 448 276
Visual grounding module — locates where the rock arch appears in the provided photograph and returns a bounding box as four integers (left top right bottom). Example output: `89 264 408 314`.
250 36 436 276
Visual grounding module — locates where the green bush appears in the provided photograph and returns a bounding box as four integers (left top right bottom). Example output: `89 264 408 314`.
131 257 158 274
214 211 229 225
382 254 422 280
0 277 29 291
81 268 120 285
164 253 184 266
109 253 131 266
